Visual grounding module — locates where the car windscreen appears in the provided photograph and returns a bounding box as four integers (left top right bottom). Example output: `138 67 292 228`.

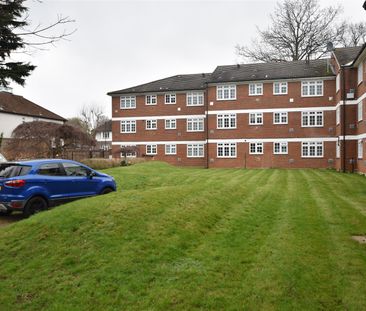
0 164 32 179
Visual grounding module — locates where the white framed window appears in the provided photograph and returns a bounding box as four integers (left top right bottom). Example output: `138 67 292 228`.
273 142 288 154
187 118 204 132
301 142 323 158
249 83 263 96
187 92 204 106
165 119 176 129
102 131 110 139
336 74 340 92
216 85 236 100
217 114 236 129
165 144 177 155
249 142 263 154
273 82 288 95
301 80 323 97
187 144 204 158
336 107 340 125
302 111 323 127
336 142 340 158
249 112 263 125
120 96 136 109
121 145 137 158
146 144 157 155
145 95 157 105
165 93 176 104
358 101 363 122
146 119 157 130
358 62 363 85
120 120 136 133
273 112 288 124
358 139 363 159
217 143 236 158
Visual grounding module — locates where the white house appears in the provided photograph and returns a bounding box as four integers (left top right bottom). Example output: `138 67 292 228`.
0 89 65 140
95 120 112 151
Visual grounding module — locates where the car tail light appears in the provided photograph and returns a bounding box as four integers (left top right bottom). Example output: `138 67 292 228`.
5 179 26 188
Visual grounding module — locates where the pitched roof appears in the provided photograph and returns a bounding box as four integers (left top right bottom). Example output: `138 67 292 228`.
0 91 65 121
210 59 335 84
333 46 363 66
107 73 211 95
95 120 112 133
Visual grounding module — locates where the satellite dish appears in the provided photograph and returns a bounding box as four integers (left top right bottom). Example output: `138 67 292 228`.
326 42 334 52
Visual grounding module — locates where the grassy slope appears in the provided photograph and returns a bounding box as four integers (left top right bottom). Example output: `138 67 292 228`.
1 163 366 310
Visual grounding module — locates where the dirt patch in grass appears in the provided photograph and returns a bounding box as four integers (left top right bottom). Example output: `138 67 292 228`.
0 213 23 227
352 235 366 244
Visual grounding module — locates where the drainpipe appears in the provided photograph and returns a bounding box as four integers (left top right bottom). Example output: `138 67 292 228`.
342 65 347 173
205 82 209 169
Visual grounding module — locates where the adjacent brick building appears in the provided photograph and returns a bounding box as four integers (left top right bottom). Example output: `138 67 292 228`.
108 45 366 172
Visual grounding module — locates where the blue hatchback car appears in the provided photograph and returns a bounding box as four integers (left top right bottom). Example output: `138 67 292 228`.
0 159 116 217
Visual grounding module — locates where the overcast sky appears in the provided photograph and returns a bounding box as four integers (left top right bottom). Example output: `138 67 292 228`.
10 0 366 119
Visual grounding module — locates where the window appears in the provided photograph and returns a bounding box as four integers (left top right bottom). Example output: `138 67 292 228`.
217 143 236 158
146 95 157 105
187 144 204 158
165 93 176 104
62 162 90 177
37 163 64 176
121 145 137 157
146 119 157 130
358 140 363 159
273 82 288 95
102 132 110 139
146 144 157 155
187 92 204 106
273 142 288 154
165 144 177 155
249 142 263 154
120 96 136 109
358 101 363 122
302 111 323 127
273 112 288 124
302 142 323 158
165 119 176 129
336 142 340 158
249 112 263 125
301 80 323 97
249 83 263 96
336 107 340 125
358 62 363 84
217 85 236 100
120 120 136 133
217 114 236 129
0 164 31 178
187 118 204 132
336 74 340 92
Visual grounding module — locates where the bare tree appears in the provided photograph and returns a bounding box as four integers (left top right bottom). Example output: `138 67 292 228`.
339 22 366 47
0 0 76 87
79 104 107 135
236 0 344 62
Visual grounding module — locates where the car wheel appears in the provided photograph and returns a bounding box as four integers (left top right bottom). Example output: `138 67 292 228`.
23 196 48 218
100 187 114 195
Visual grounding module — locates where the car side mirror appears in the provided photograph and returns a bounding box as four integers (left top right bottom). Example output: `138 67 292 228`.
88 171 97 179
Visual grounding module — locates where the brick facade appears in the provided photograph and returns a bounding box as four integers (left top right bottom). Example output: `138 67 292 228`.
109 46 366 172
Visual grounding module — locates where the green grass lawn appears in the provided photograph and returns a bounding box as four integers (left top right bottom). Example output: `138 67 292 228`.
1 162 366 310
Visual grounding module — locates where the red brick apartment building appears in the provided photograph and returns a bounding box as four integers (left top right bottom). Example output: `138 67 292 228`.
108 45 366 172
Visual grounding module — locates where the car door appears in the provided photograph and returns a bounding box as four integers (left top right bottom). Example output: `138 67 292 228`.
61 162 101 196
36 162 72 200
